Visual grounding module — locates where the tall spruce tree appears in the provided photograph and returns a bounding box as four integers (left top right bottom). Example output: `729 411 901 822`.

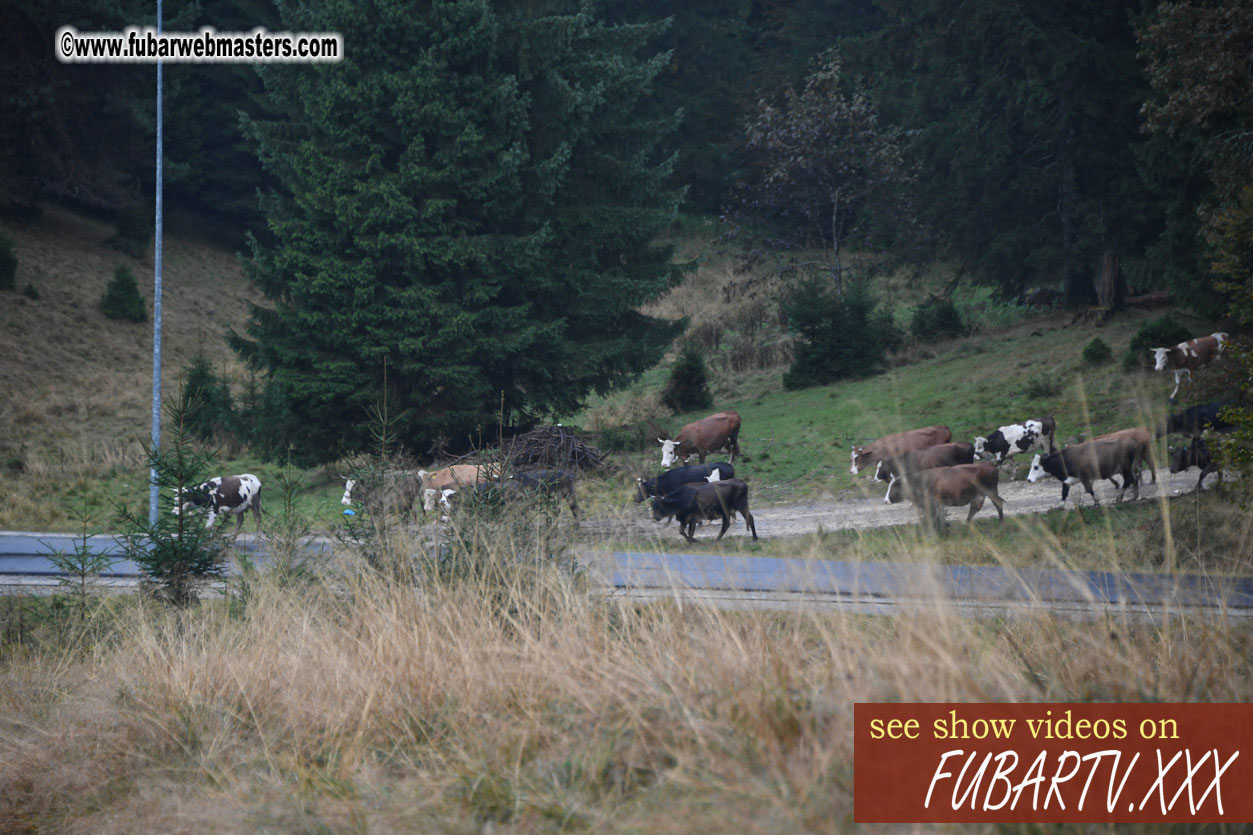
235 0 685 463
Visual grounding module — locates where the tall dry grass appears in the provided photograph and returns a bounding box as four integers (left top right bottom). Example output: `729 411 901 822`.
2 526 1250 833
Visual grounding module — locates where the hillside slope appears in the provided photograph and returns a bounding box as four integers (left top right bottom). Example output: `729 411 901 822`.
1 206 258 471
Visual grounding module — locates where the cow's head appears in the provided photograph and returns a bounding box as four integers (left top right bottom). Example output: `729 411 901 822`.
850 446 866 474
171 483 211 515
440 488 457 510
972 436 987 458
659 438 679 468
649 496 673 523
340 478 356 506
1025 454 1046 483
1169 445 1192 474
1151 347 1170 371
884 476 903 505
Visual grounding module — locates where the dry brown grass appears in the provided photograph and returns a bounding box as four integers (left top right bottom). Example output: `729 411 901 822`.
0 205 258 464
1 531 1250 833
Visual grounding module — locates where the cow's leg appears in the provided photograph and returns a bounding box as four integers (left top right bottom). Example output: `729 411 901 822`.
728 433 740 464
1170 371 1183 401
251 492 263 532
568 493 580 519
966 495 985 523
743 508 757 540
715 511 731 541
989 490 1005 521
1060 481 1070 503
234 510 246 538
697 450 707 464
1082 476 1098 507
684 518 698 542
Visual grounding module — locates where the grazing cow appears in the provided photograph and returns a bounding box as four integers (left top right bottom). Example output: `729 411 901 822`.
173 474 263 536
635 461 734 503
973 416 1056 464
1151 333 1228 400
1162 399 1239 437
1170 437 1221 493
884 462 1005 523
433 470 580 518
1094 427 1155 485
659 410 742 467
418 464 497 512
504 469 580 517
851 425 952 474
1026 438 1140 507
874 442 975 483
650 478 758 543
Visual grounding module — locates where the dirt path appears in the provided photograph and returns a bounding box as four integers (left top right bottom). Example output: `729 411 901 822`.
577 467 1208 542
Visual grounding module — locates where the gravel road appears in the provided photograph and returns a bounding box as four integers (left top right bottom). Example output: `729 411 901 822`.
577 466 1208 542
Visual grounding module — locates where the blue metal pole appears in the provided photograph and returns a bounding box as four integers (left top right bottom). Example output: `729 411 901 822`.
148 0 163 525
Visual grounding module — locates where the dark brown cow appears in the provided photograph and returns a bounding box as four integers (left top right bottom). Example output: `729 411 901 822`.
650 478 758 542
873 442 976 483
1094 426 1155 485
1026 437 1140 507
1170 436 1221 493
884 462 1005 523
1151 333 1228 400
659 410 742 467
851 425 952 474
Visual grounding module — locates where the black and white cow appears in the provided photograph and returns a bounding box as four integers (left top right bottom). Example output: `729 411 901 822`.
634 461 733 503
173 474 263 536
973 416 1056 465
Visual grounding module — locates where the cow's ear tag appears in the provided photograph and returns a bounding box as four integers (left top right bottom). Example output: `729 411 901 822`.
343 509 357 516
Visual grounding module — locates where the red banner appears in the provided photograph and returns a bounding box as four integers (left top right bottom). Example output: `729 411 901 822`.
855 703 1253 823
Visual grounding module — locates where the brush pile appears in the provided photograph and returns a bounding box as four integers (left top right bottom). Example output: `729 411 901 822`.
503 425 605 471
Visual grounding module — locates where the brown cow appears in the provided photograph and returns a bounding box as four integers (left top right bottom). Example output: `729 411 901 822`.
873 442 976 483
1094 426 1155 485
851 425 952 474
1151 333 1227 401
659 410 741 467
1026 437 1140 507
884 462 1005 523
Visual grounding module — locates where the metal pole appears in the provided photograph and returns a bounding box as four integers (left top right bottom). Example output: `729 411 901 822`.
148 0 163 525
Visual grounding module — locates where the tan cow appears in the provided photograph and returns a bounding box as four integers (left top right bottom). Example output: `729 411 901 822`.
420 464 498 512
851 425 952 474
659 410 742 467
1151 333 1227 400
1094 426 1155 485
884 462 1005 523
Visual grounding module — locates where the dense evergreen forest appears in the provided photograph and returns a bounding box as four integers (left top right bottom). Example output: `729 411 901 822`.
2 0 1250 463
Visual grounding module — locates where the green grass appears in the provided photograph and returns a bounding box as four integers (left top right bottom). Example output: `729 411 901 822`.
582 308 1220 505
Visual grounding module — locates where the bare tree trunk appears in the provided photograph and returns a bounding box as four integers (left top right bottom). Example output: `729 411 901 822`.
1096 249 1125 311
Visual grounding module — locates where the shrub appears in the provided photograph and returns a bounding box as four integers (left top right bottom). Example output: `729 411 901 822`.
1082 337 1112 366
106 204 151 257
181 355 235 441
1122 313 1192 371
782 279 902 390
910 295 965 343
0 231 16 292
21 283 38 300
100 265 147 322
661 343 713 414
1023 374 1061 399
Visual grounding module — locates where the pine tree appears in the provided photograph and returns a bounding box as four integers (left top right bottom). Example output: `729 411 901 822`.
234 0 684 463
99 265 146 322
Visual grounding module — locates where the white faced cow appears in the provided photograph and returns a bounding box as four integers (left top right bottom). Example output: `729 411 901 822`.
659 410 741 468
1151 333 1227 401
973 416 1056 471
173 474 263 536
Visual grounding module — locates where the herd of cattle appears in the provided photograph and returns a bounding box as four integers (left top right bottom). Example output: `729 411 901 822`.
169 331 1237 541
